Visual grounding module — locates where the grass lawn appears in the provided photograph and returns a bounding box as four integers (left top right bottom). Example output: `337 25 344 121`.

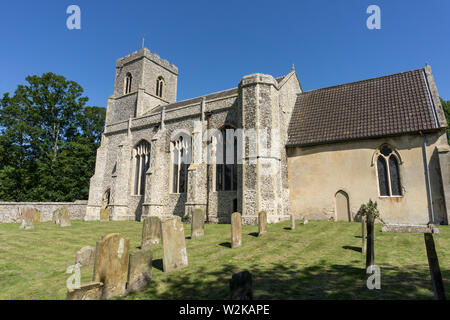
0 219 449 300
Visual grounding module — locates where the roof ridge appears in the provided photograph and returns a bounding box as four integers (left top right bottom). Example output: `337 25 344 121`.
299 68 425 95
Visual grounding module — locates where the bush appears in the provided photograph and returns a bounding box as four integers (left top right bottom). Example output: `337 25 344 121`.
356 199 384 223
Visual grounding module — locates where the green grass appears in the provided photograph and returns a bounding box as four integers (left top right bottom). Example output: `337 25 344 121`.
0 220 449 300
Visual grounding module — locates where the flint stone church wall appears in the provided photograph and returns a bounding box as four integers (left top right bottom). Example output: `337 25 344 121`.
0 201 87 223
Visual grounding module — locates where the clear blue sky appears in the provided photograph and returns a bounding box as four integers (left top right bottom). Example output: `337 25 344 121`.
1 0 449 108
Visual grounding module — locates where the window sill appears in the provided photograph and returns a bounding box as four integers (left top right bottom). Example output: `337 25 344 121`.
378 195 403 199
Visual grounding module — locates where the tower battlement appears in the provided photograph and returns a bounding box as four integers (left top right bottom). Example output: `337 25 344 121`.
116 47 178 74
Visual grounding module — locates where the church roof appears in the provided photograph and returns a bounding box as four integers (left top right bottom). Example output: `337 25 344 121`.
287 68 443 147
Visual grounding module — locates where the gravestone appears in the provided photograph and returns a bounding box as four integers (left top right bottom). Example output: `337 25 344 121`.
231 212 242 249
76 246 95 267
191 208 205 239
365 212 375 272
66 282 104 300
59 206 71 227
93 233 130 299
160 217 188 272
303 219 309 225
424 233 446 300
19 208 35 230
229 270 253 300
100 208 110 221
141 216 161 249
290 214 295 230
52 208 61 224
127 248 152 292
258 211 267 236
33 210 41 223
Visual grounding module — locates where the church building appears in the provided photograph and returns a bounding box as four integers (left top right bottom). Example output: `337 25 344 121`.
85 47 450 225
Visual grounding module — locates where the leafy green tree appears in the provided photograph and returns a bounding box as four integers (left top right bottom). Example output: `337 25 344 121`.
0 72 105 202
440 98 450 144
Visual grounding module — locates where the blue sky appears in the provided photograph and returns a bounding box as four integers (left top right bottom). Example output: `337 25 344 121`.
0 0 449 108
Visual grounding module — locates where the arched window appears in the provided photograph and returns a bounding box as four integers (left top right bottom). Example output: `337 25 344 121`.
124 73 132 94
133 140 151 195
171 135 191 193
216 127 238 191
376 145 402 197
156 76 165 98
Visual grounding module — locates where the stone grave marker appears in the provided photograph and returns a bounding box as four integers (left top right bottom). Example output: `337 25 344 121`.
365 212 375 272
191 208 205 239
141 216 161 249
361 216 366 254
66 282 104 300
93 233 130 299
76 246 95 267
258 211 267 236
33 210 41 223
127 248 152 292
59 206 71 227
160 217 188 272
424 233 446 300
229 270 253 300
52 208 61 224
290 214 295 230
19 208 35 230
100 207 111 221
231 212 242 249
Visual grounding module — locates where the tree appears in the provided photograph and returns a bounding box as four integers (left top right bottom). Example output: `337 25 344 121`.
440 98 450 144
0 72 105 202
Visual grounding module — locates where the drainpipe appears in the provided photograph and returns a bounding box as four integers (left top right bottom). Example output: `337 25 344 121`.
420 131 435 224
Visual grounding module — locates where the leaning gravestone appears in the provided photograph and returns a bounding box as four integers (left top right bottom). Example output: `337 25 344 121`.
231 212 242 249
141 216 161 249
160 217 188 272
59 206 71 227
100 208 110 222
76 246 95 267
258 211 267 236
229 270 253 300
290 214 296 230
127 248 152 292
19 208 35 230
66 282 104 300
365 212 375 272
93 233 130 299
191 208 205 239
52 208 61 224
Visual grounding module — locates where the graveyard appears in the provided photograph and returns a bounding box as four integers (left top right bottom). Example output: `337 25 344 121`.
0 218 449 300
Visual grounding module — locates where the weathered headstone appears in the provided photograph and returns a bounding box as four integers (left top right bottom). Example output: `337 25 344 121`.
33 210 41 223
100 207 110 222
362 216 366 254
76 246 95 267
93 233 130 299
59 206 71 227
160 217 188 272
258 211 267 236
303 219 309 225
52 208 61 224
290 214 295 230
229 270 253 300
424 233 446 300
66 282 104 300
141 216 161 249
127 248 152 292
365 212 375 272
191 208 205 239
231 212 242 249
19 208 35 230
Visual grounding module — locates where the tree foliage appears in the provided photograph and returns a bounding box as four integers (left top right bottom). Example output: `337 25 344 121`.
440 97 450 144
0 72 105 202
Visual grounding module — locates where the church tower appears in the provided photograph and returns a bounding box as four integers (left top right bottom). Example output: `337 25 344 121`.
105 47 178 125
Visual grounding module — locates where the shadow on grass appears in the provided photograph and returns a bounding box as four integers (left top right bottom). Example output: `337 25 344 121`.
152 259 164 271
343 246 362 253
130 261 446 300
248 232 259 237
219 242 231 248
283 227 293 231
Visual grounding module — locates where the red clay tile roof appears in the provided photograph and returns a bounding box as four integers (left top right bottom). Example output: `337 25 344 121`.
287 68 441 147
